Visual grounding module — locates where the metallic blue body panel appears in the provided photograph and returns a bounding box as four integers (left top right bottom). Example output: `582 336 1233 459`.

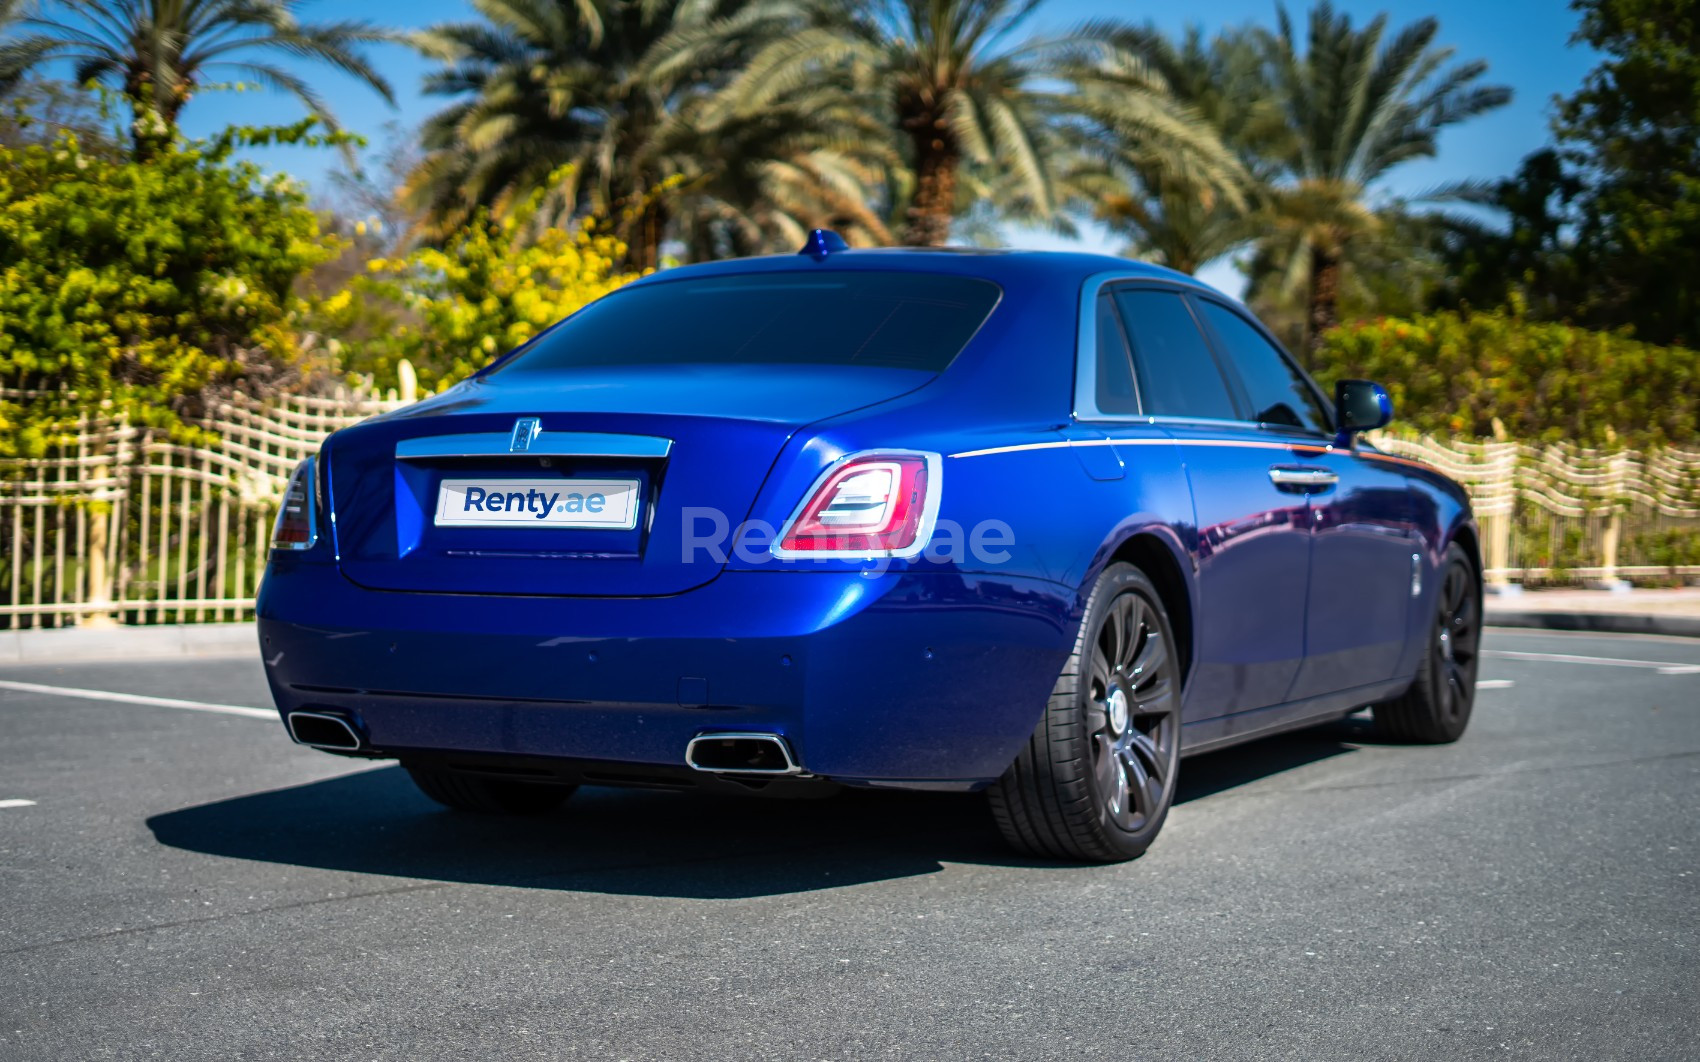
259 561 1075 783
259 248 1477 787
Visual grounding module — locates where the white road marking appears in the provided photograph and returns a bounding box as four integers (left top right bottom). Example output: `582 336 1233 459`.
1481 650 1700 675
0 799 37 809
0 679 275 719
1477 680 1516 689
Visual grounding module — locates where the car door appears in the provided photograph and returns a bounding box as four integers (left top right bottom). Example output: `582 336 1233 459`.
1104 285 1313 720
1191 297 1415 701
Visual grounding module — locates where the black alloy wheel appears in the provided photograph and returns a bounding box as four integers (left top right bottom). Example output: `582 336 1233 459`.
1374 542 1481 743
991 563 1183 862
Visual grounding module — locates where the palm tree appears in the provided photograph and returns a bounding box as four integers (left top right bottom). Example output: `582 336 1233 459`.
0 0 394 155
1068 25 1279 274
677 0 1238 247
409 0 875 269
1257 2 1509 359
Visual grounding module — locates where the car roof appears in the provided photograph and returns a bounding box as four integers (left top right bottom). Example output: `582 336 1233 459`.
624 246 1218 297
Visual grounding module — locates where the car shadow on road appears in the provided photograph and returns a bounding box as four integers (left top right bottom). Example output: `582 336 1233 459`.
147 724 1365 900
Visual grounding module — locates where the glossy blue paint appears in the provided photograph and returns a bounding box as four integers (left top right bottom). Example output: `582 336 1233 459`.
258 245 1477 787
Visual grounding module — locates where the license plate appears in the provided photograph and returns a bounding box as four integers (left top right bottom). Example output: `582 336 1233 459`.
434 478 641 529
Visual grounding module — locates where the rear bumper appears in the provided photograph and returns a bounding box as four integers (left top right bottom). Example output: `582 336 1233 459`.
256 561 1078 785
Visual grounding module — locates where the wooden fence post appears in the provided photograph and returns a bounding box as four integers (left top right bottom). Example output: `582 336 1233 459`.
1483 440 1516 590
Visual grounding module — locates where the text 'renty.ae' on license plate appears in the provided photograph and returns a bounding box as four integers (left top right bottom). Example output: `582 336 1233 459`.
434 478 641 529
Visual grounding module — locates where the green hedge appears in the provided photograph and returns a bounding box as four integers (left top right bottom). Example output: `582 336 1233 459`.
1313 306 1700 447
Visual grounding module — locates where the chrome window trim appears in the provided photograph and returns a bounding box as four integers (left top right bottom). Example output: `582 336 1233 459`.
1188 292 1338 436
1072 274 1340 445
1072 271 1214 424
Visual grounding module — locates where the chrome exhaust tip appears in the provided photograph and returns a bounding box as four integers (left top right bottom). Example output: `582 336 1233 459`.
286 711 364 751
685 732 803 776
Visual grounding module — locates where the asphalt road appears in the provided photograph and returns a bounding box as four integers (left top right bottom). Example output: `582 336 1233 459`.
1 629 1696 1061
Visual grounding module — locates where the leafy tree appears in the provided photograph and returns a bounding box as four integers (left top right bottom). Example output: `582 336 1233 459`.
684 0 1238 247
1430 149 1592 321
0 76 118 152
1069 25 1277 274
306 173 639 393
1253 2 1510 361
408 0 883 269
0 0 394 155
0 0 23 97
1428 1 1698 347
1552 0 1698 345
0 124 341 457
1314 305 1700 447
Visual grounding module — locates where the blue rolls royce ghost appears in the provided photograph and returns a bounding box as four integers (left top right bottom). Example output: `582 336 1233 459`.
258 232 1482 862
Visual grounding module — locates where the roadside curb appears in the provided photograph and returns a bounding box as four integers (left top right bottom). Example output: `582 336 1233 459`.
0 623 257 666
1485 611 1700 638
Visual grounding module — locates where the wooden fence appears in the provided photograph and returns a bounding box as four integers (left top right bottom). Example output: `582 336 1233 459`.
3 400 1698 629
1 389 398 629
1372 433 1700 587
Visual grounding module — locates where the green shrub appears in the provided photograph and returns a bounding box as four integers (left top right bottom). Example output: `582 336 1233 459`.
1314 304 1700 447
0 125 340 457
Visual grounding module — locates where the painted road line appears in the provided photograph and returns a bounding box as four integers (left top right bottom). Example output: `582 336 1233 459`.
0 799 37 809
0 679 275 719
1477 680 1516 690
1481 650 1700 675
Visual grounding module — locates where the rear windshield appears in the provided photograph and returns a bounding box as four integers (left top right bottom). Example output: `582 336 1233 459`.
488 272 1002 375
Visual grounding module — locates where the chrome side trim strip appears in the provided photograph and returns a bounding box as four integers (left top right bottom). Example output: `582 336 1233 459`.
396 431 673 460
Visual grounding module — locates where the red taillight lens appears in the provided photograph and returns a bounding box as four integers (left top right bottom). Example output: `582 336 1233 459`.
271 457 318 551
777 453 935 557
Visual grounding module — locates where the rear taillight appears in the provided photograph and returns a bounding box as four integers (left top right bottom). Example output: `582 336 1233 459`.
774 451 940 559
271 457 318 551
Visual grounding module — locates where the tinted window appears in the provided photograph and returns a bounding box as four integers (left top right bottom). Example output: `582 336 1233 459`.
1113 289 1238 421
490 273 1001 375
1197 300 1331 434
1094 293 1140 414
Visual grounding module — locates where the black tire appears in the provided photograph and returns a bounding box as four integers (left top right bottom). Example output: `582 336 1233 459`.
405 765 576 815
989 562 1183 862
1374 542 1482 743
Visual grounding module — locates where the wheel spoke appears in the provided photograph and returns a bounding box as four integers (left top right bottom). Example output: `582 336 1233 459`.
1089 648 1113 696
1108 598 1135 669
1095 732 1125 815
1127 730 1165 785
1120 598 1145 670
1446 661 1469 713
1133 675 1177 720
1128 628 1167 684
1086 697 1111 737
1120 748 1153 817
1102 602 1125 674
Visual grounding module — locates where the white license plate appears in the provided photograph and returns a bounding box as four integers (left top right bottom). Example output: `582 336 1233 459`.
434 478 641 529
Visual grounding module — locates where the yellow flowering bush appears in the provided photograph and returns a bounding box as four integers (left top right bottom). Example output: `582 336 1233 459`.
313 173 641 393
1315 303 1700 447
0 126 341 457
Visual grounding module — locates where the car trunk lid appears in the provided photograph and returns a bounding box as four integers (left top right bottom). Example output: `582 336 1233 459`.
327 364 932 597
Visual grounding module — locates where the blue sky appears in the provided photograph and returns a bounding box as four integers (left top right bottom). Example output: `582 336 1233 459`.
155 0 1596 280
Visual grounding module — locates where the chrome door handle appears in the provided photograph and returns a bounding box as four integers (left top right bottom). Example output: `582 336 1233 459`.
1268 465 1339 492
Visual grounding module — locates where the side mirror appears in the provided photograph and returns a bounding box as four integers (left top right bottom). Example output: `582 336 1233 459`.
1334 379 1392 445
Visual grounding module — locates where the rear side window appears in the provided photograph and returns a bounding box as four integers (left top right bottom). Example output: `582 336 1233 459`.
1112 289 1238 421
1094 293 1140 414
1196 300 1331 434
489 272 1002 375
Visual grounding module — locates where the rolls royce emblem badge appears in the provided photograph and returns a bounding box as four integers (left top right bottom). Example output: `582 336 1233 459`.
509 418 541 452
